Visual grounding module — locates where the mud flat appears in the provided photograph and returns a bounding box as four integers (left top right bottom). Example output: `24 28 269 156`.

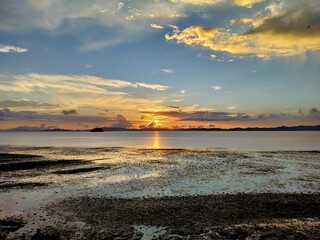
0 147 319 239
35 193 319 240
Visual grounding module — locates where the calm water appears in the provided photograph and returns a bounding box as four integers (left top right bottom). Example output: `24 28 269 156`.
0 131 319 150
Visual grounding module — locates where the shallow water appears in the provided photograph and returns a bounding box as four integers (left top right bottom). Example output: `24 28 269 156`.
0 131 319 150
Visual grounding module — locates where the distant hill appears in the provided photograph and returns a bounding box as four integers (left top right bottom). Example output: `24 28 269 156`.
1 125 320 132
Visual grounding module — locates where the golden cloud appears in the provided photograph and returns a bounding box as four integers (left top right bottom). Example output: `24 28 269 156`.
166 8 320 58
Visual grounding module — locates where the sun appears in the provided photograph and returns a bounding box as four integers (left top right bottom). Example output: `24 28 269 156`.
154 119 160 124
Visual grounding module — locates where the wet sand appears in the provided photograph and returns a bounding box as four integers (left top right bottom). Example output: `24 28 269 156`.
43 193 320 239
0 147 319 239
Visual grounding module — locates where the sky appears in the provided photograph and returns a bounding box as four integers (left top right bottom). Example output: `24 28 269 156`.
0 0 319 130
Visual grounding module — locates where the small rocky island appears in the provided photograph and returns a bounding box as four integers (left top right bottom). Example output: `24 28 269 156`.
90 128 104 132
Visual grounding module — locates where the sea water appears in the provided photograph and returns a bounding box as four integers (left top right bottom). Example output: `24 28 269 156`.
0 131 319 150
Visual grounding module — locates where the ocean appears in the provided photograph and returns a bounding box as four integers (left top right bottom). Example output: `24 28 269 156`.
0 131 319 150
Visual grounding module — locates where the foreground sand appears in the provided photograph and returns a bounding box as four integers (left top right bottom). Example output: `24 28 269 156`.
0 147 319 239
41 193 319 239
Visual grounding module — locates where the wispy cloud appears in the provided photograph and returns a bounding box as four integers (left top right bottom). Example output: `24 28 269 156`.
161 68 174 74
0 100 61 110
135 82 170 91
0 1 185 50
0 44 28 53
0 74 171 94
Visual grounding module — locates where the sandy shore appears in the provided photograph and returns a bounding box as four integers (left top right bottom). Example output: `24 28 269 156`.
0 147 319 239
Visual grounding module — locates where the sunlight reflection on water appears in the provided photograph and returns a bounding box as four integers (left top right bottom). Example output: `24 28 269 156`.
152 131 160 149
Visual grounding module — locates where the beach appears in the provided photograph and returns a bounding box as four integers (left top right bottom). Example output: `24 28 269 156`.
0 146 319 239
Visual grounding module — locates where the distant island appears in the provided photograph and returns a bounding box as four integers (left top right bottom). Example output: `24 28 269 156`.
90 128 104 132
2 125 320 132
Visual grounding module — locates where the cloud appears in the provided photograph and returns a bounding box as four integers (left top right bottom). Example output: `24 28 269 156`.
168 24 179 29
62 109 78 115
166 106 180 109
309 108 320 119
5 124 59 131
111 114 132 128
210 54 217 59
139 107 320 123
0 0 185 50
0 74 171 95
135 82 170 91
212 85 222 90
85 64 92 68
150 23 164 29
141 110 188 118
161 68 174 74
230 18 253 25
147 120 157 129
170 0 222 4
0 108 111 123
226 105 237 110
231 0 264 8
166 4 320 58
0 44 28 53
0 0 267 52
0 108 11 117
0 100 60 109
